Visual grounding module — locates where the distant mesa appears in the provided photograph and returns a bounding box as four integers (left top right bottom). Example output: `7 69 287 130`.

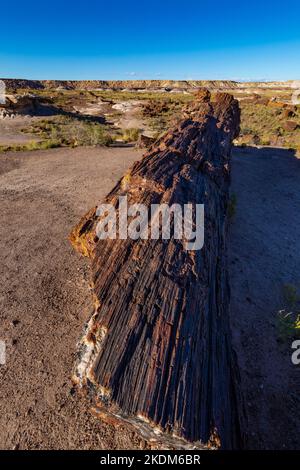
0 78 295 94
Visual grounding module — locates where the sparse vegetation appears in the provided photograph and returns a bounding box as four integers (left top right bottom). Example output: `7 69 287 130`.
0 139 61 153
20 116 114 148
2 86 300 153
95 90 192 104
237 101 300 149
120 128 141 143
283 283 299 307
277 283 300 343
141 98 187 134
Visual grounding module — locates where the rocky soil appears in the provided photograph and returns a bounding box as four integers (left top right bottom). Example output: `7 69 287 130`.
0 146 151 450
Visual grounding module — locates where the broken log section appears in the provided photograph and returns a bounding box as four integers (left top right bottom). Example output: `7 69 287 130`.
70 90 245 449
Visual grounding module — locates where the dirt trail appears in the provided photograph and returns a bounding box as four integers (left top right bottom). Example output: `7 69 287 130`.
229 146 300 449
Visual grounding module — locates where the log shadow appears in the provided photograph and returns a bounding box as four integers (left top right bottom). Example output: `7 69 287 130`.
229 145 300 449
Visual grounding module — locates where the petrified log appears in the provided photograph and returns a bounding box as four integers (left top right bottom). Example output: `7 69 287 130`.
135 134 156 149
70 91 244 449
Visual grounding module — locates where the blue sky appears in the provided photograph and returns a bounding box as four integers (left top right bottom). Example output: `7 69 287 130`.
1 0 299 80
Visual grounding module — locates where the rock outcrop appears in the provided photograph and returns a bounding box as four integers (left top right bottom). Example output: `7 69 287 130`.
0 93 39 116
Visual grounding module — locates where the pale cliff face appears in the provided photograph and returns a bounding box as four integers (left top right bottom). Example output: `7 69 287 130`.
0 77 294 93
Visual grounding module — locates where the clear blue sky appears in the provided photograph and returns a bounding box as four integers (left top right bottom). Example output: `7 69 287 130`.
1 0 299 80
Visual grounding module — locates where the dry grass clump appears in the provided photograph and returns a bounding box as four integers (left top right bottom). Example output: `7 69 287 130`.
277 283 300 343
21 116 114 148
120 128 141 143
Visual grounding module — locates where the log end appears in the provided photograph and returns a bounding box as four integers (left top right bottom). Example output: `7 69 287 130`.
69 206 98 258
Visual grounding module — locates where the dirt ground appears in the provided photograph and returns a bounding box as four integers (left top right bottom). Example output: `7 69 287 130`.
229 146 300 449
0 144 299 449
112 100 149 134
0 146 150 450
0 116 38 145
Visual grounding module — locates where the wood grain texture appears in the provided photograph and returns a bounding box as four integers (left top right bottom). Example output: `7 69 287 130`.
70 91 245 449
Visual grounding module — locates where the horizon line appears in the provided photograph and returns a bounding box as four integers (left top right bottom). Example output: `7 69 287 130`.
1 77 297 84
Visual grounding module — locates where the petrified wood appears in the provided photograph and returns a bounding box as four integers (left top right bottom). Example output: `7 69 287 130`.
70 91 244 449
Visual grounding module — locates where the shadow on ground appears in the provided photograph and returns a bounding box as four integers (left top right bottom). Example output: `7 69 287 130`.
229 145 300 449
34 102 107 124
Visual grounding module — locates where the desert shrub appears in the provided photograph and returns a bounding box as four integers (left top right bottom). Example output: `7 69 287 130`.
241 126 254 135
260 136 271 146
277 284 300 343
121 128 141 143
21 116 114 148
0 139 61 153
277 310 300 342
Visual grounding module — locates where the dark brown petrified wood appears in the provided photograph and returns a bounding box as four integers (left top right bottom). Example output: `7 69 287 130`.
69 91 245 449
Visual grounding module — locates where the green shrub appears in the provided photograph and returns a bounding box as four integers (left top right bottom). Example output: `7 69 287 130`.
277 284 300 343
121 128 141 143
0 139 61 153
21 116 114 148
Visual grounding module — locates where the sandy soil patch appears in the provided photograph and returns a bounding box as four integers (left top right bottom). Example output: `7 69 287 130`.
0 116 38 145
112 100 151 134
0 146 146 450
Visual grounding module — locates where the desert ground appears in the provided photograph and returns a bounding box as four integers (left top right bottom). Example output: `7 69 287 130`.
0 144 299 449
229 146 300 449
0 146 151 449
0 80 299 449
